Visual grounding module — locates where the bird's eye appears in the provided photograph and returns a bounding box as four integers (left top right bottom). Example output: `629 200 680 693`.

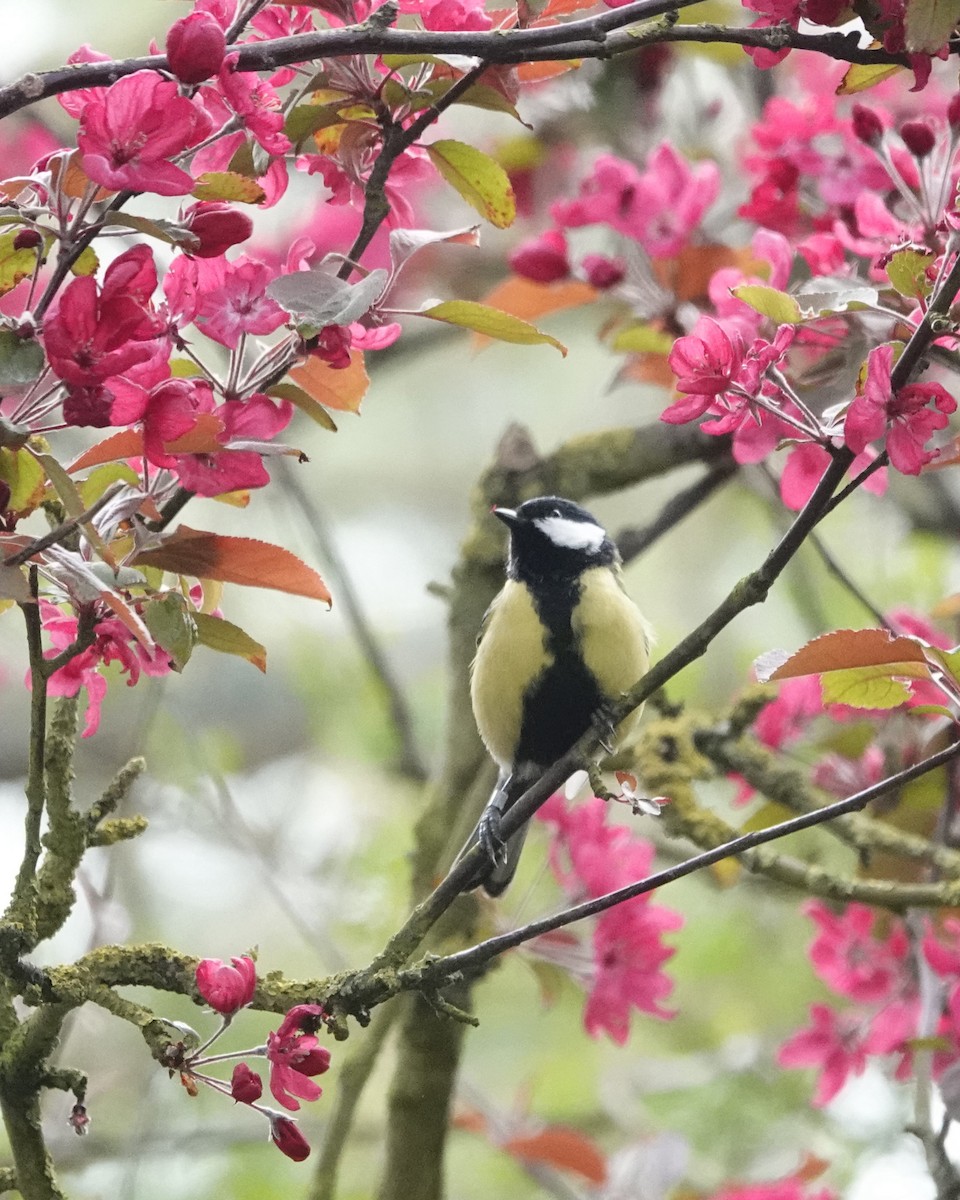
550 508 561 518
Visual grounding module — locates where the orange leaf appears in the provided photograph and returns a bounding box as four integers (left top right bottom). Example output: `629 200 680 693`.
542 0 598 13
517 59 581 82
653 244 762 304
479 276 596 331
288 349 369 414
133 526 332 604
451 1106 489 1134
504 1128 607 1185
760 628 929 682
69 430 145 473
163 412 225 454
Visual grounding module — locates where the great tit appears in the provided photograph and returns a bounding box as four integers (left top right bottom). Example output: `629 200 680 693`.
460 496 652 895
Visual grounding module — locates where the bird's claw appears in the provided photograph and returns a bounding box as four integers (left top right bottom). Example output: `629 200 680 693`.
478 807 507 867
593 701 619 756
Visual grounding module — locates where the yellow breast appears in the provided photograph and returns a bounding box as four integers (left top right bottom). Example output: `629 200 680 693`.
470 580 550 770
573 566 652 743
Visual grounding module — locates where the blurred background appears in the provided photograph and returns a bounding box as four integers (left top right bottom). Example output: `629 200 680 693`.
2 3 958 1198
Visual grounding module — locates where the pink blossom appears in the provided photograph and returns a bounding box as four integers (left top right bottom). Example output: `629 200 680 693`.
844 343 956 474
709 1179 835 1200
537 794 682 1043
777 1003 870 1105
266 1004 331 1111
44 246 162 390
33 601 172 737
509 229 570 284
311 326 353 370
551 145 720 258
230 1063 263 1104
755 676 824 749
215 55 291 156
195 955 257 1013
184 256 288 349
803 900 909 1003
166 11 227 84
271 1116 311 1161
56 45 111 118
420 0 492 30
924 916 960 977
77 71 213 196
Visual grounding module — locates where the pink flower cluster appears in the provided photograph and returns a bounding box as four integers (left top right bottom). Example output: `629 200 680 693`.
535 794 682 1044
191 955 331 1162
777 902 960 1107
509 144 720 289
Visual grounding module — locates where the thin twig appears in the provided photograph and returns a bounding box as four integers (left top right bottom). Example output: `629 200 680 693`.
616 457 738 565
3 483 127 569
419 737 960 981
276 461 427 781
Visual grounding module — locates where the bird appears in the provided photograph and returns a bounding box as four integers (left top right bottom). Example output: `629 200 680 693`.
458 495 652 895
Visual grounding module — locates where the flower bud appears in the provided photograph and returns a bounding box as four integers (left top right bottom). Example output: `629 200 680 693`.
230 1063 263 1104
949 93 960 132
852 104 884 147
580 253 625 290
271 1117 311 1162
900 119 936 158
166 12 227 85
509 229 570 284
182 201 253 258
195 955 257 1014
13 229 43 251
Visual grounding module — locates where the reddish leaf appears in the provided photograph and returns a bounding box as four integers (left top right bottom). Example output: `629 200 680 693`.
163 412 225 454
758 628 929 683
288 350 369 413
68 430 145 473
516 59 582 83
504 1128 607 1185
133 525 331 604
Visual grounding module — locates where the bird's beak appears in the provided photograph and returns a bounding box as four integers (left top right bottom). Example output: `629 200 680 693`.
492 507 519 529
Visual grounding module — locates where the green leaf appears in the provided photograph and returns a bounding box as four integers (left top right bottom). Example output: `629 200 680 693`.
78 463 140 507
268 383 338 431
904 0 960 52
426 140 516 229
886 246 935 299
0 330 44 387
0 447 44 513
192 172 266 205
143 593 197 673
284 102 350 147
820 666 914 709
418 300 567 354
0 231 38 296
104 212 199 247
730 285 802 324
194 612 267 672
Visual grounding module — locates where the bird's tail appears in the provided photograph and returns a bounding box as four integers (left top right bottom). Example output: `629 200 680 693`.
455 773 531 896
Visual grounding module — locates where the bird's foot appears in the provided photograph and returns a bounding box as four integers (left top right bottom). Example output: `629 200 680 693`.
592 700 619 756
478 806 508 867
587 760 618 802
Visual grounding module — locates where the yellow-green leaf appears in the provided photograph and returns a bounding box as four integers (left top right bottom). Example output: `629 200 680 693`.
419 300 567 354
194 611 267 672
0 447 44 513
70 246 99 277
886 246 935 299
78 463 140 508
611 323 674 354
904 0 960 52
0 330 43 387
836 59 904 93
731 284 802 324
820 666 914 709
192 172 266 205
426 140 516 229
0 231 38 296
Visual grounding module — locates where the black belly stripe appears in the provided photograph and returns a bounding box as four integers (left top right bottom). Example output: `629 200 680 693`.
515 572 602 768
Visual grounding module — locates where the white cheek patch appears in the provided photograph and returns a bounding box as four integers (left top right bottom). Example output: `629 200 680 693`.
534 515 606 552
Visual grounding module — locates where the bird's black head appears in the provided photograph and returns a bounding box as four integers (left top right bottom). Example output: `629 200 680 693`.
494 496 617 584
